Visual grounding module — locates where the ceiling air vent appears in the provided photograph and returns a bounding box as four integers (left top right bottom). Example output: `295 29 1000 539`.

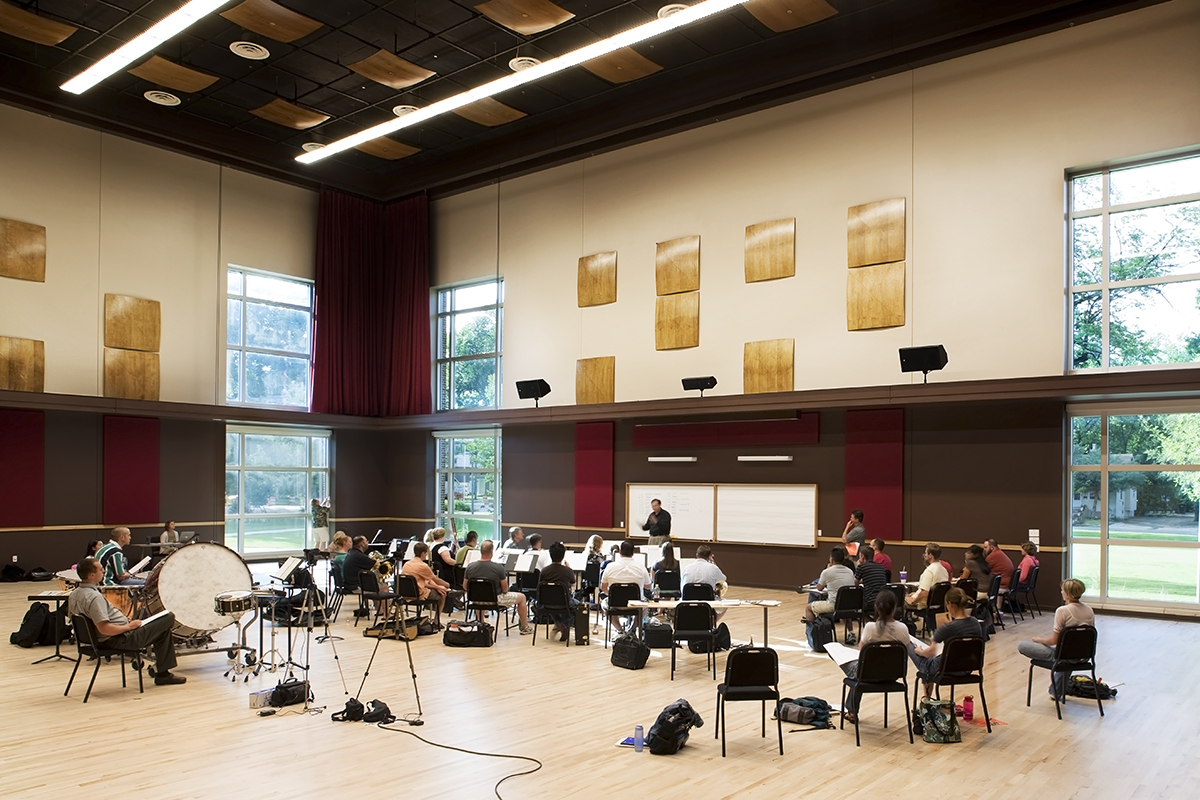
508 56 542 72
144 90 181 106
300 143 325 153
658 4 689 18
392 105 419 116
230 41 270 60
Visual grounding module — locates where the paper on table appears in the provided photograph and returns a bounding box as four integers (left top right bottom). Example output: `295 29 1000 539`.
824 641 859 667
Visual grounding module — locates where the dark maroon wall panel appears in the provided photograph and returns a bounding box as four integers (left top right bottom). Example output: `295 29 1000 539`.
0 409 45 528
575 421 614 529
845 409 904 540
633 412 819 448
103 415 160 525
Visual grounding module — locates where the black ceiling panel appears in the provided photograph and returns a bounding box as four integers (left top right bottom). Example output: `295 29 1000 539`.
242 65 319 99
447 16 524 60
342 9 430 52
274 48 352 85
289 30 369 64
286 0 378 28
209 81 277 111
297 86 369 118
385 0 476 36
183 96 252 127
36 0 127 30
401 36 476 74
326 74 400 106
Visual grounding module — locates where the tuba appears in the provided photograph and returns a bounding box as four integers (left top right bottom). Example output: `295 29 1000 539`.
370 551 394 579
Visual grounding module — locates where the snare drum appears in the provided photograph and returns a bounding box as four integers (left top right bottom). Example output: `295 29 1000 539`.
214 590 254 616
142 542 252 638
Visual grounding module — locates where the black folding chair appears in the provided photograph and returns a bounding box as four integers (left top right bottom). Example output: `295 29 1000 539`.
516 568 541 602
916 636 992 733
531 582 572 647
65 615 147 702
985 574 1006 630
465 579 513 641
396 573 439 626
831 585 865 642
655 569 681 599
1026 624 1103 719
671 601 717 681
922 581 952 637
715 647 782 757
682 582 715 601
841 641 913 746
603 582 641 649
1011 564 1042 619
358 570 397 631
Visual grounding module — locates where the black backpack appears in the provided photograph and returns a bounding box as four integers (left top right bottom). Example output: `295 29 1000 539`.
688 622 731 653
647 698 705 755
10 602 50 648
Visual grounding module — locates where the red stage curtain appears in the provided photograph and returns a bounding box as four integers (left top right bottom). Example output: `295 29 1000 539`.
311 189 431 416
0 409 44 528
103 415 160 525
845 409 904 540
575 422 614 529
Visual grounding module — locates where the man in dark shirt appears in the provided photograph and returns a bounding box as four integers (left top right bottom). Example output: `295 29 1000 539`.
642 499 672 546
983 538 1015 590
538 542 577 641
341 536 376 593
855 545 888 611
871 538 893 574
910 587 982 699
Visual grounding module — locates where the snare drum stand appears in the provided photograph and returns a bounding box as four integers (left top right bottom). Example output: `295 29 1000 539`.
254 589 287 676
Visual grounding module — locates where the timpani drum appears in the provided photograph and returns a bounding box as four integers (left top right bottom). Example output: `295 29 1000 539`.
100 586 137 619
142 542 252 638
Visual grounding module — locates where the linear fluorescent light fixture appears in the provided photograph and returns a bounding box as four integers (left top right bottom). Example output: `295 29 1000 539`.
297 0 746 164
647 456 698 462
737 455 793 462
60 0 236 95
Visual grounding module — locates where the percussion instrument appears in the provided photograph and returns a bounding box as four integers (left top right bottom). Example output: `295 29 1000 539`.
214 590 254 616
101 586 137 619
55 569 80 592
143 542 252 638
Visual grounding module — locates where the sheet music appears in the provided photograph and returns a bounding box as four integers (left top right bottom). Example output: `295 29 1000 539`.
271 556 302 582
565 550 588 571
910 634 942 656
824 641 860 667
128 556 151 575
403 541 418 561
141 609 170 626
514 552 538 573
464 550 482 565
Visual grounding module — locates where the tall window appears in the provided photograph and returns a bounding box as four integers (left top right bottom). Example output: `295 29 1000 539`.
435 429 501 543
1069 408 1200 609
226 426 330 556
227 266 313 409
435 279 503 410
1069 153 1200 371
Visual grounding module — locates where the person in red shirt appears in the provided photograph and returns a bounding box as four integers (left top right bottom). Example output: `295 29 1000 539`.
871 538 893 574
983 538 1015 589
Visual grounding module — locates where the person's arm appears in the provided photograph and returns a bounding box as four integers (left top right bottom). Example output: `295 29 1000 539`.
913 639 938 658
642 514 654 532
659 511 671 535
113 551 131 581
439 548 455 566
959 566 971 580
96 617 141 637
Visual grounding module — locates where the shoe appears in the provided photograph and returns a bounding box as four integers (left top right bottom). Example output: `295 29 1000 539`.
843 712 858 724
520 626 534 635
558 627 569 642
154 672 186 686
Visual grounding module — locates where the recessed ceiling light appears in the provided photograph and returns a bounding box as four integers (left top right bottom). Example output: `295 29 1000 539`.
508 56 541 72
230 41 270 60
300 142 325 152
392 105 419 117
658 3 690 18
144 90 181 106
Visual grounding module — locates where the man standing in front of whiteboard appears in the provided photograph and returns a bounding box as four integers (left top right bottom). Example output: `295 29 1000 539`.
642 499 672 546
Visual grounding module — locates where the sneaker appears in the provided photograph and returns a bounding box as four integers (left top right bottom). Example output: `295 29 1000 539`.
520 626 534 636
154 672 186 686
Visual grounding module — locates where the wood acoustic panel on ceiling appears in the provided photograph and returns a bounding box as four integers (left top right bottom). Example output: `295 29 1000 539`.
576 356 615 405
655 235 700 296
0 335 44 393
847 261 905 330
104 294 160 352
355 138 421 160
128 56 219 94
452 98 527 127
220 0 322 43
581 47 662 84
476 0 575 35
655 292 699 351
0 0 76 46
0 217 46 282
744 338 794 395
578 251 617 307
104 348 159 401
347 49 435 90
250 98 329 130
848 197 906 267
744 218 795 283
743 0 838 33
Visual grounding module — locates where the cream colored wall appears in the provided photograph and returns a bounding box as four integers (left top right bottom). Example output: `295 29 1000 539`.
432 0 1200 407
0 104 317 404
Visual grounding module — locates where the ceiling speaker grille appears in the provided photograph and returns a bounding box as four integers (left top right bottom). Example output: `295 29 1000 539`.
230 41 270 60
144 90 181 106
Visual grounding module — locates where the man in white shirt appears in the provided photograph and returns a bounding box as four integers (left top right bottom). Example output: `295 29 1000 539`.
906 542 950 611
682 544 728 621
600 540 652 633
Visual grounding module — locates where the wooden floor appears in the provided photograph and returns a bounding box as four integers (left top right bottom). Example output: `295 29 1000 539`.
1 581 1194 799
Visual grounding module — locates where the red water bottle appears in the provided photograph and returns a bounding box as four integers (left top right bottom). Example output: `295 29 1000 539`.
962 695 974 721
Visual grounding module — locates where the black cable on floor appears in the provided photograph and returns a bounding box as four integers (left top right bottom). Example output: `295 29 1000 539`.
376 721 543 800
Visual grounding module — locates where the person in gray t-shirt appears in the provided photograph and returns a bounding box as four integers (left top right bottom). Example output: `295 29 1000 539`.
463 540 533 634
842 509 866 548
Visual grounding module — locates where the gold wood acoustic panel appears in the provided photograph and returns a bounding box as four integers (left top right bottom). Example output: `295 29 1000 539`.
453 97 526 127
655 235 700 296
0 1 77 46
220 0 322 43
655 292 699 351
744 218 795 283
355 138 421 160
578 251 617 307
476 0 574 35
128 56 218 93
347 50 435 90
582 47 662 84
743 0 837 33
104 349 159 401
848 197 906 267
250 98 329 130
104 294 161 352
744 339 794 395
576 357 615 405
0 335 44 393
847 261 905 330
0 218 46 282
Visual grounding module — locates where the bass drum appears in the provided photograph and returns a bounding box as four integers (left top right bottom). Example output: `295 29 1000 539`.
143 542 252 638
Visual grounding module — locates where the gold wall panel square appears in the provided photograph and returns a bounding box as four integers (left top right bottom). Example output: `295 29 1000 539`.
576 356 615 405
104 294 161 352
847 261 906 330
104 348 160 401
128 55 218 93
476 0 574 35
655 235 700 296
578 251 617 307
347 50 435 90
744 218 795 283
250 98 330 130
0 335 44 392
847 197 905 267
0 217 47 282
743 0 837 33
655 292 699 351
743 338 794 395
452 97 527 127
220 0 323 43
581 47 662 84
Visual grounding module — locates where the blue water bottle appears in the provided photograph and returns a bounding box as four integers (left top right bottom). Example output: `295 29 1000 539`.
634 724 644 752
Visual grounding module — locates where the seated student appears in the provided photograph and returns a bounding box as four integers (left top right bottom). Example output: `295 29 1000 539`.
840 590 910 723
463 539 534 635
652 542 680 587
910 587 982 700
983 538 1015 590
871 538 893 574
804 546 857 623
428 527 457 584
1017 578 1094 699
855 545 888 612
538 542 578 641
328 532 351 580
503 526 530 551
454 531 479 566
682 544 728 620
96 527 145 586
905 543 950 611
400 542 460 628
600 540 652 633
959 544 992 600
599 544 620 574
1015 542 1039 588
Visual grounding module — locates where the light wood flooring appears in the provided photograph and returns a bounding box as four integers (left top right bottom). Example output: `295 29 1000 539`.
1 581 1195 799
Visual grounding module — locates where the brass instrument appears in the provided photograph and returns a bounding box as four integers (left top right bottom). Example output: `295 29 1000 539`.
370 550 394 579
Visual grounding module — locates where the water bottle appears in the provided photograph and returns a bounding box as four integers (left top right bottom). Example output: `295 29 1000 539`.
963 695 974 721
899 567 908 583
634 724 644 752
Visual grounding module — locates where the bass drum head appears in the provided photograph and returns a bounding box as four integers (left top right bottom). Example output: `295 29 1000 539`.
150 542 252 637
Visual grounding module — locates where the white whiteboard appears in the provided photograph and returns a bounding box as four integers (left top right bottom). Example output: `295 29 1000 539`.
715 484 817 547
626 484 715 540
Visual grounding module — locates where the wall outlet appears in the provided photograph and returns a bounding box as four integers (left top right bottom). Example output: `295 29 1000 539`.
11 555 17 562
